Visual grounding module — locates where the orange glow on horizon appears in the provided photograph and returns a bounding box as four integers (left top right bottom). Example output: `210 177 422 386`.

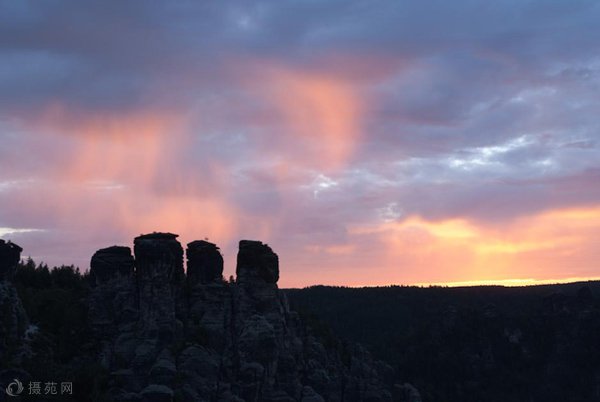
412 276 600 288
327 205 600 287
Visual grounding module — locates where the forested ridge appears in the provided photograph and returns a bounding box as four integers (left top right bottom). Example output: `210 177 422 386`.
287 283 600 402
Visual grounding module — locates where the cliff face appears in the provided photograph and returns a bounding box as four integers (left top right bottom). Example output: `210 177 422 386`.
88 233 398 402
0 240 30 382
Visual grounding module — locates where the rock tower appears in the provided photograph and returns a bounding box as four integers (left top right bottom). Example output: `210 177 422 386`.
86 233 396 402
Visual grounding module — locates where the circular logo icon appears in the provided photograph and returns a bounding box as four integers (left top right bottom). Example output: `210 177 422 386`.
5 379 23 397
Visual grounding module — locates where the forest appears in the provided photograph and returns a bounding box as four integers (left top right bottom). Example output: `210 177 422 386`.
287 282 600 402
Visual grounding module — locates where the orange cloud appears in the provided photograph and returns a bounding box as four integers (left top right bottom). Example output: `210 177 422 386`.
117 195 237 247
340 205 600 286
240 62 364 171
16 105 242 265
33 103 188 187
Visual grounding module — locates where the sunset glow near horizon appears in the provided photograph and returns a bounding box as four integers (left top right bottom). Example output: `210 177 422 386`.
1 1 599 287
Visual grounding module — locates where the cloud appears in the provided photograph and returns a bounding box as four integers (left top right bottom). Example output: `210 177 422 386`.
340 205 600 286
1 0 599 286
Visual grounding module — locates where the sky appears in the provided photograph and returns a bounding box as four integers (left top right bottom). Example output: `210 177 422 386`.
1 0 599 287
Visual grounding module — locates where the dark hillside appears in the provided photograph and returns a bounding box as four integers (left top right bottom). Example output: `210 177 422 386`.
286 283 600 402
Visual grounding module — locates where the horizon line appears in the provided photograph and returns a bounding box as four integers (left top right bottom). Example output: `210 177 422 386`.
285 276 600 289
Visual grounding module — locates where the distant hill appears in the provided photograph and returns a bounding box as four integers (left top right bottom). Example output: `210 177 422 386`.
286 282 600 402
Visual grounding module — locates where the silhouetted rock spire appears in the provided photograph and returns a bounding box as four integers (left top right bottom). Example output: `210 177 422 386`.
90 246 135 286
236 240 279 284
186 240 223 285
0 240 29 370
133 232 184 346
0 239 23 281
86 232 397 402
134 232 184 283
88 245 137 354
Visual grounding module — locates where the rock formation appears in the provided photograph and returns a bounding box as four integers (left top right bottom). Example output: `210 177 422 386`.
134 232 185 331
0 239 22 281
236 240 279 284
0 240 29 373
88 233 397 402
186 240 223 285
89 245 138 369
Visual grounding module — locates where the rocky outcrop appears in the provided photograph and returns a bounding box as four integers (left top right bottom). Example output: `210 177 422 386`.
0 241 29 370
88 233 397 402
90 246 135 285
186 240 223 285
89 246 138 371
134 232 185 333
0 239 22 281
186 239 230 353
237 240 279 284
